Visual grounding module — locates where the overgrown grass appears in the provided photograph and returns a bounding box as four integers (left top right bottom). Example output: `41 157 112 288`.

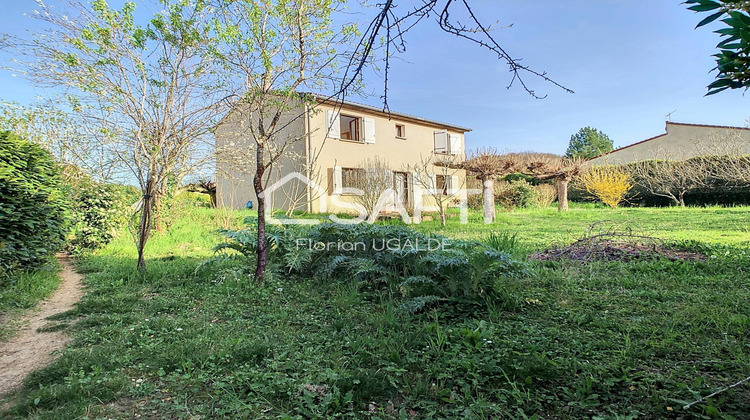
0 260 62 341
2 205 750 418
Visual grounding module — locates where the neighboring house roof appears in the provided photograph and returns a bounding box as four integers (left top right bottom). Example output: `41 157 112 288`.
311 94 472 133
589 121 750 161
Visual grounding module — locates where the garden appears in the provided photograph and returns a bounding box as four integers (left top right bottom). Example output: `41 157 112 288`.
1 1 750 418
1 194 749 418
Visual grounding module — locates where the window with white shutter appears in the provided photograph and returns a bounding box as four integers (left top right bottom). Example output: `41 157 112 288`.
363 117 375 143
434 130 448 154
448 175 459 195
449 134 462 155
435 175 449 196
332 166 343 195
410 172 422 210
326 110 341 139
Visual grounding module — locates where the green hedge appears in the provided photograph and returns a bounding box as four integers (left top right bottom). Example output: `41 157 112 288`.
67 172 137 252
0 131 68 275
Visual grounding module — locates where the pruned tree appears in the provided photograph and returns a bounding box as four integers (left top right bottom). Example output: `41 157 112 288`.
459 148 520 223
710 155 750 186
2 1 227 271
523 154 585 212
185 178 217 208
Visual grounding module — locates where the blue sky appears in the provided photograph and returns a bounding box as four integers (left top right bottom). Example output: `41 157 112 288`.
1 0 747 155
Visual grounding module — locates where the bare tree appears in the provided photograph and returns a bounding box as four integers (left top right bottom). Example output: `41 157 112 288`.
344 156 394 218
2 1 227 271
0 101 116 181
407 152 466 226
630 158 712 207
711 155 750 186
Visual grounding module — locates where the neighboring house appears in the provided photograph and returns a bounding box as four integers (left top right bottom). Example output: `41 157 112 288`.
588 121 750 165
215 94 470 214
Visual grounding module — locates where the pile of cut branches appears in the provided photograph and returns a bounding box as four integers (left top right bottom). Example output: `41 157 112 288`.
530 222 706 263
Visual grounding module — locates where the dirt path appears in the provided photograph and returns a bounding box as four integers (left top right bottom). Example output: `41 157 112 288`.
0 255 85 397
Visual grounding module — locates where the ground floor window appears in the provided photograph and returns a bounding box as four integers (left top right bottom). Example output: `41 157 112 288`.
435 174 449 195
341 167 365 188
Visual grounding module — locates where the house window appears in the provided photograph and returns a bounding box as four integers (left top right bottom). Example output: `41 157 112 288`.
340 114 361 141
435 174 449 195
341 167 365 189
434 130 462 155
395 124 406 139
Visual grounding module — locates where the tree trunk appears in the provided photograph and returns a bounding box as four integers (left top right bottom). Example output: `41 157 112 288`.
678 192 686 207
136 176 156 272
153 181 167 232
482 177 495 224
254 141 268 283
440 207 446 226
557 178 569 212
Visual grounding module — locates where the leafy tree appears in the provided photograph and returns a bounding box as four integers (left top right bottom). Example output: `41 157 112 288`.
686 0 750 95
2 1 227 271
565 127 614 159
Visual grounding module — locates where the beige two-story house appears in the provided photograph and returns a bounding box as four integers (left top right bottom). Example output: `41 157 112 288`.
215 94 470 214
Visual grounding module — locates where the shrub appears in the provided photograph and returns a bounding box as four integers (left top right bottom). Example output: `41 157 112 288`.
67 174 134 252
502 173 540 185
495 179 536 210
483 231 519 254
208 220 527 313
531 183 557 207
0 131 68 275
576 166 633 208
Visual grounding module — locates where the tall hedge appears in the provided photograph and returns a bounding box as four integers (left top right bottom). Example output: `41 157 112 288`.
0 131 67 275
67 170 137 252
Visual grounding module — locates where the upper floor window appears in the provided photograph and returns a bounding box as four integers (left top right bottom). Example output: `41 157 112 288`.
326 110 376 144
395 124 406 139
434 130 463 155
340 114 361 141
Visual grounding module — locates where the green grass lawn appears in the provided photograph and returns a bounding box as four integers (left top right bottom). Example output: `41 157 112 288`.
414 203 750 248
2 205 750 419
